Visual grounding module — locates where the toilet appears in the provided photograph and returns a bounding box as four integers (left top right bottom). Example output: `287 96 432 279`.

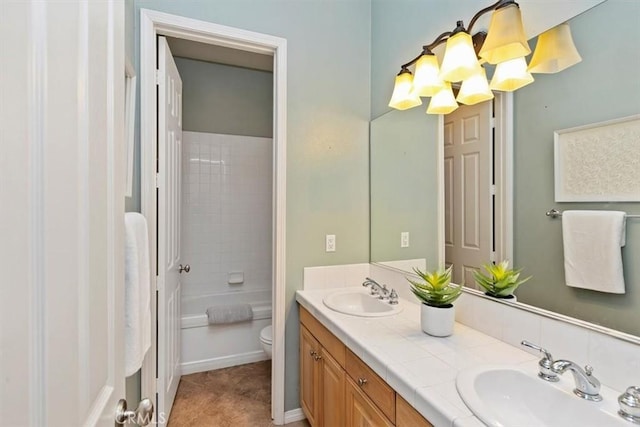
259 325 272 358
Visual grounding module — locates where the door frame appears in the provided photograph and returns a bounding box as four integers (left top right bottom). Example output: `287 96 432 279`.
436 92 513 270
140 9 288 424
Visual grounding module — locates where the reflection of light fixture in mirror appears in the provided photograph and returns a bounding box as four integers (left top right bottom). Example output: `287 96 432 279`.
490 57 534 92
478 3 530 64
412 52 444 97
426 82 458 114
388 68 422 110
528 23 582 73
457 67 494 105
440 26 481 82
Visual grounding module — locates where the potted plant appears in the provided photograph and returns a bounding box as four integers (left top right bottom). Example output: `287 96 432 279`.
407 265 462 337
473 260 532 300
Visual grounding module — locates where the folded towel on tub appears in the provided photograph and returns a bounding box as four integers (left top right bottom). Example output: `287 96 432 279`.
206 303 254 324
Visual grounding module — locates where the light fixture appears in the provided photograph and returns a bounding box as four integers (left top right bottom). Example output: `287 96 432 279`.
427 82 459 115
412 52 444 97
528 23 582 73
440 23 482 82
489 57 534 92
388 0 583 114
388 68 422 110
478 3 530 64
457 67 494 105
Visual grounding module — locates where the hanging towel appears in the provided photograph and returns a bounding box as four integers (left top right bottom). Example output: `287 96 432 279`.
124 212 152 377
562 210 626 294
206 304 254 324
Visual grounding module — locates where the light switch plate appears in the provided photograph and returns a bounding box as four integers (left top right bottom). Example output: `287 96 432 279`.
401 231 409 248
326 234 336 252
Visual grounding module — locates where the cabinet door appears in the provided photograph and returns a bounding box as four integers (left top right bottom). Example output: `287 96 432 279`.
396 395 433 427
301 325 321 426
321 349 346 427
345 377 394 427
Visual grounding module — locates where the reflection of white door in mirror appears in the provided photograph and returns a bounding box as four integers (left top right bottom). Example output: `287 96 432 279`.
444 101 492 287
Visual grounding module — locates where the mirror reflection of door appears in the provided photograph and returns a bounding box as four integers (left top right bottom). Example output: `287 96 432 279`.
444 101 493 287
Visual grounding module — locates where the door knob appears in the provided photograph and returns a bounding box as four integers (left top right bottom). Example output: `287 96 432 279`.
179 264 190 273
115 398 154 426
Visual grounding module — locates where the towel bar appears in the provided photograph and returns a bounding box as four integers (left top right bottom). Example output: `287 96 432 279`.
546 208 640 219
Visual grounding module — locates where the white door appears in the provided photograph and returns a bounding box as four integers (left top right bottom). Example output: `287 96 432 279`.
444 101 493 286
157 36 183 424
0 1 128 426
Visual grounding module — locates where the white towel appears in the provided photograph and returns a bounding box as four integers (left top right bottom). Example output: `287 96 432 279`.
562 210 626 294
124 212 152 376
206 304 253 324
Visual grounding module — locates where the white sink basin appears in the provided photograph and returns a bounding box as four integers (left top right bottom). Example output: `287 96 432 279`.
323 288 403 317
456 365 627 427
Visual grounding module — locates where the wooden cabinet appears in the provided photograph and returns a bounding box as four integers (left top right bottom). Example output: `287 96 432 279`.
345 376 394 427
300 306 433 427
396 395 433 427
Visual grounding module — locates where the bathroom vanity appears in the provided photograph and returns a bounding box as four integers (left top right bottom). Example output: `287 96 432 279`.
300 305 432 427
297 283 636 427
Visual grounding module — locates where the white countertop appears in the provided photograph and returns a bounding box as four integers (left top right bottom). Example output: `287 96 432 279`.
296 288 544 427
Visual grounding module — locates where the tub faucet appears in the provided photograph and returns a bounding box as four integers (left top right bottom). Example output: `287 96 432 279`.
363 278 388 297
551 359 602 402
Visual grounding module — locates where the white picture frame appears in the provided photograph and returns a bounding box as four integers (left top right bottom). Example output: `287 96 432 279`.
124 58 136 198
554 114 640 202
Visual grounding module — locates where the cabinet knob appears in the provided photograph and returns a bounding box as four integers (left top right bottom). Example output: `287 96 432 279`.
309 350 316 357
314 354 323 361
357 378 368 386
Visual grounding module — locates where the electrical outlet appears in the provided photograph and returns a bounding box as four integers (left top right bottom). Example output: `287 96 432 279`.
326 234 336 252
401 231 409 248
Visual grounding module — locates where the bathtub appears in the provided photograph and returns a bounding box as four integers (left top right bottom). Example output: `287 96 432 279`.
180 289 272 375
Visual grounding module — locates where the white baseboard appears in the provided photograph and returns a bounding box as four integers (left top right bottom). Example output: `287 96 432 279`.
180 350 269 375
283 408 306 424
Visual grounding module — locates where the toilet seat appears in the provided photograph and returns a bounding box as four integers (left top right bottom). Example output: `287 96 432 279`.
260 325 272 345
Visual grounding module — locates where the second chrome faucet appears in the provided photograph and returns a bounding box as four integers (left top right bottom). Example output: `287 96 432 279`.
521 340 602 402
363 278 399 305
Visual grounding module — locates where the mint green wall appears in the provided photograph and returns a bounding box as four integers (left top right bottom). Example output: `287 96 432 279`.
174 58 273 138
133 0 371 411
513 0 640 336
370 108 439 267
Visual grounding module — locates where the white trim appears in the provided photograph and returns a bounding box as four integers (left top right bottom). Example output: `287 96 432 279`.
436 115 445 268
180 351 269 375
28 3 47 424
283 408 306 424
140 10 287 425
124 58 136 198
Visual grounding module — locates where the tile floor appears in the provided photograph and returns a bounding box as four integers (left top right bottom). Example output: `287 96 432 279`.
168 361 310 427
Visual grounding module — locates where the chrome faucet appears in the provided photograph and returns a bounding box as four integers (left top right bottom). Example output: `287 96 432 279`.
521 340 558 382
551 360 602 402
363 277 387 297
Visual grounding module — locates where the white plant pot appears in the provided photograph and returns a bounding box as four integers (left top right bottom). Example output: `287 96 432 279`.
420 303 455 337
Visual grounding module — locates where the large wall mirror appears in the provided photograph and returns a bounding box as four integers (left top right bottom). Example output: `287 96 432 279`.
370 0 640 337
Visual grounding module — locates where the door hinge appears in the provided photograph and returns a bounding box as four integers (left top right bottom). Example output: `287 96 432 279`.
490 117 496 129
490 251 497 263
155 173 160 188
490 184 496 195
155 69 163 85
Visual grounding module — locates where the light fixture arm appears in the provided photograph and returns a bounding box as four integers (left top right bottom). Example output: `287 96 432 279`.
400 30 452 69
468 0 518 33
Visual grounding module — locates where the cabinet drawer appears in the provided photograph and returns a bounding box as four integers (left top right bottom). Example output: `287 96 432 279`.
396 394 433 427
300 306 346 368
345 348 395 423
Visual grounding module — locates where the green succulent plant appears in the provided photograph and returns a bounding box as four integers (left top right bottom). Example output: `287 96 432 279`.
473 260 532 297
407 265 462 307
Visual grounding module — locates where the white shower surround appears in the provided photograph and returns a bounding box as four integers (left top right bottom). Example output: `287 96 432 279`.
181 131 273 298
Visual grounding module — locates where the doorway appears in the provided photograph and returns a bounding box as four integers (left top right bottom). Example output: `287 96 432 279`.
440 92 513 286
140 10 287 425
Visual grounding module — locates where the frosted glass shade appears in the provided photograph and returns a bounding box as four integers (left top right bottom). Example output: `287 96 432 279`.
440 32 481 83
489 57 534 92
413 54 444 97
479 4 531 64
528 23 582 73
427 82 459 115
388 71 422 110
457 67 494 105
